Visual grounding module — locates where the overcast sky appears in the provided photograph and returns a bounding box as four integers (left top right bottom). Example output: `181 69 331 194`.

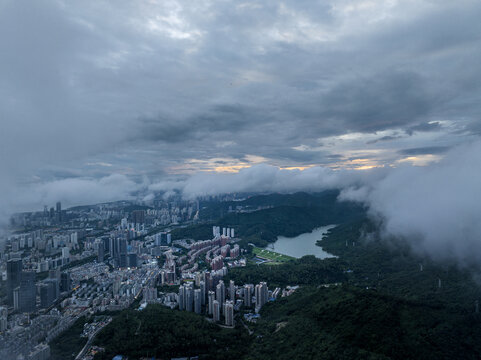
1 0 481 214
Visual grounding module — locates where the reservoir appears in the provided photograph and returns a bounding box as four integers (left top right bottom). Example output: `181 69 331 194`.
266 225 337 259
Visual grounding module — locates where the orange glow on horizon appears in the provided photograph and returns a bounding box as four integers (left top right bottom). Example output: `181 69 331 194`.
397 154 442 166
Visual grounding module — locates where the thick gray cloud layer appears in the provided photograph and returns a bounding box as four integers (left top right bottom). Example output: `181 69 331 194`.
1 0 481 232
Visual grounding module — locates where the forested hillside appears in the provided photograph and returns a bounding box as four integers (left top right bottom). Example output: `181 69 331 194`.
173 191 364 247
96 196 481 359
241 219 481 359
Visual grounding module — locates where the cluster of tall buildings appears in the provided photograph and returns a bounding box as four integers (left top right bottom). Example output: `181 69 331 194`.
177 272 270 327
9 197 200 233
208 280 235 326
5 258 72 313
91 236 138 269
178 284 202 314
13 271 36 313
152 232 172 246
42 202 62 224
38 278 59 309
212 226 235 238
2 229 82 279
255 282 269 311
178 276 237 326
142 287 158 303
7 259 36 313
110 238 128 268
5 230 78 256
0 199 206 359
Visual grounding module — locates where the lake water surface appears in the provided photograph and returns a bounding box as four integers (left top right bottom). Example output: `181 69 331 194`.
267 225 337 259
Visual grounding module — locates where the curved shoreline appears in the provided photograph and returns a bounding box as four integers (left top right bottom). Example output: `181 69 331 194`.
266 225 337 259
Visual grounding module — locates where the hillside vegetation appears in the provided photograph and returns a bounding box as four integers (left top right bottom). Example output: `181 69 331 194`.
173 191 364 247
241 219 481 359
93 304 250 360
246 285 481 360
96 194 481 359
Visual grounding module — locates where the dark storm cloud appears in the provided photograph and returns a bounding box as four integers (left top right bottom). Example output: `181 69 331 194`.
326 154 343 159
318 71 433 133
366 136 403 145
139 117 195 143
117 0 481 162
117 0 481 166
406 122 442 135
137 104 256 143
465 121 481 136
398 146 451 156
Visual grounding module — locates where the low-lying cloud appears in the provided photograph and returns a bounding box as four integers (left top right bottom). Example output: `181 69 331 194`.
148 164 384 199
3 175 143 218
4 140 481 269
146 140 481 267
340 140 481 266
